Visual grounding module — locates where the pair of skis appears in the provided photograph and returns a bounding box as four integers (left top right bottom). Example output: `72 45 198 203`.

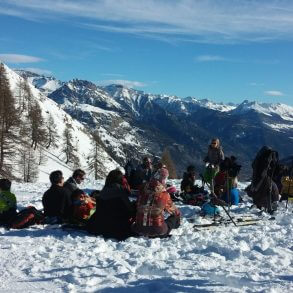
189 215 263 230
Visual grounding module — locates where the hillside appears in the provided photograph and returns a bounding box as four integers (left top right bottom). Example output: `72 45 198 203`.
2 64 118 182
10 69 293 179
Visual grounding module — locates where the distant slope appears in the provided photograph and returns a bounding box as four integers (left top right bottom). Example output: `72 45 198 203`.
4 64 119 182
16 71 293 179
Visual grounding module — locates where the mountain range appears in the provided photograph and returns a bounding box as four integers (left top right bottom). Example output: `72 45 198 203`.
13 68 293 179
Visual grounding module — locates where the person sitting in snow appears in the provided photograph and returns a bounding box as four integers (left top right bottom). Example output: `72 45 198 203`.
180 165 206 205
214 157 240 205
132 167 181 238
86 169 136 240
181 165 203 194
71 189 96 223
64 169 86 195
0 179 17 225
42 170 72 223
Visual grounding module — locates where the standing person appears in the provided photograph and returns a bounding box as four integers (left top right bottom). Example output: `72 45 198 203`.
203 138 225 189
132 167 181 238
131 157 153 189
64 169 86 195
0 179 17 225
86 169 136 241
204 138 225 167
42 170 72 223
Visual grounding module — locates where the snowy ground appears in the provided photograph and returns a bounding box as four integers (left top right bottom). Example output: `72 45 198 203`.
1 180 293 292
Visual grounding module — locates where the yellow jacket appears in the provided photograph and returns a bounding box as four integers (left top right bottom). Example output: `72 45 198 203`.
0 190 17 213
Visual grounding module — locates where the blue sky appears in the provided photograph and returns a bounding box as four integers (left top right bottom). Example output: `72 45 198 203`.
0 0 293 105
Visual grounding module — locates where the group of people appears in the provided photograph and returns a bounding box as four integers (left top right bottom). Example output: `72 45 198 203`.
0 138 236 240
41 164 181 240
1 137 290 240
180 138 241 208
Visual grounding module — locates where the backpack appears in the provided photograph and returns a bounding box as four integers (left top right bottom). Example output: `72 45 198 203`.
203 165 218 184
201 202 220 216
251 146 279 184
10 206 44 229
250 146 279 210
281 176 293 197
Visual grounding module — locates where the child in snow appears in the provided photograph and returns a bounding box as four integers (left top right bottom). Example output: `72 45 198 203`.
0 179 17 225
71 189 96 222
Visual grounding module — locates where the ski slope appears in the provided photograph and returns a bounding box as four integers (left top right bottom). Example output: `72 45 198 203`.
0 180 293 292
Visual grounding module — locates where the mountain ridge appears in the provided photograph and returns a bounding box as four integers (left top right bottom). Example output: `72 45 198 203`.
11 68 293 179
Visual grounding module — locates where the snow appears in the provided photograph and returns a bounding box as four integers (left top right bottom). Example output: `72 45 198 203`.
264 122 293 132
79 104 119 116
1 180 293 292
233 100 293 121
185 97 236 112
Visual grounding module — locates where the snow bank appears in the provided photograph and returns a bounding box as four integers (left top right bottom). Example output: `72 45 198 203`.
0 180 293 292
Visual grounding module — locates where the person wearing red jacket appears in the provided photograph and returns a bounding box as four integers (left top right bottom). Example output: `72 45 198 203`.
132 167 181 238
71 189 96 222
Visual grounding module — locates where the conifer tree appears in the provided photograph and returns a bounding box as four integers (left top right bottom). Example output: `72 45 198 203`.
161 147 177 179
88 131 104 180
28 101 47 150
62 124 80 166
46 114 59 149
0 63 20 177
18 144 39 182
15 78 27 113
37 146 48 166
23 81 33 113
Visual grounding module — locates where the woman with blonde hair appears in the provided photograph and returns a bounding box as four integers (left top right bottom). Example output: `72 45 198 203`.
204 138 224 167
203 138 225 191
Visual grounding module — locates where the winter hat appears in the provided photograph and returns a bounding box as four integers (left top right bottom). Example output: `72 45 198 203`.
153 167 169 185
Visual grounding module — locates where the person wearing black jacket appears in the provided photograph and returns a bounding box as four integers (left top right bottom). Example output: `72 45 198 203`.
180 165 203 194
86 169 136 241
64 169 86 195
42 170 72 223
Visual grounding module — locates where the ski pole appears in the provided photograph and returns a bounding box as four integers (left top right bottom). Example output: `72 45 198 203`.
220 204 237 226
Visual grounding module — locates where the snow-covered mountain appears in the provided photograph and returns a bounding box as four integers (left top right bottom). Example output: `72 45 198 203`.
232 99 293 121
49 80 293 177
14 69 63 95
9 68 293 178
4 65 119 182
